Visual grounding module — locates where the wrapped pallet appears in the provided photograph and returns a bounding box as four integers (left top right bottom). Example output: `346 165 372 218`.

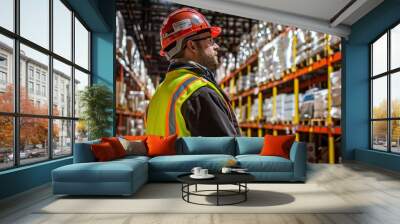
116 11 125 51
282 93 303 122
295 28 308 65
275 94 286 122
300 88 318 119
314 89 328 118
309 31 326 57
330 69 342 118
250 98 259 121
283 93 295 122
264 97 273 122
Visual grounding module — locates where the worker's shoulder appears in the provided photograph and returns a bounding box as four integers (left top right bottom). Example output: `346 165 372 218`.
190 86 220 99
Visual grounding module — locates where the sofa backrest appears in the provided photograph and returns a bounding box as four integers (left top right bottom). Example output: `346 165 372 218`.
235 137 264 155
73 139 100 163
176 137 236 155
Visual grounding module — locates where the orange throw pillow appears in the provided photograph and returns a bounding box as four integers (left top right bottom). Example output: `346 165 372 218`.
91 142 117 161
146 134 177 157
260 134 295 159
101 137 126 158
124 135 148 142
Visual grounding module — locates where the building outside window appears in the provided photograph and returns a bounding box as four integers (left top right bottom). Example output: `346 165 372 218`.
0 0 91 170
371 23 400 154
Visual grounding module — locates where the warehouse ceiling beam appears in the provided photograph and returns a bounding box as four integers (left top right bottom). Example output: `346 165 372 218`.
171 0 353 37
330 0 366 27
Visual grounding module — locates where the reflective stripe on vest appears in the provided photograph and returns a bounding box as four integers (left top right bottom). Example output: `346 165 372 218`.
166 76 198 136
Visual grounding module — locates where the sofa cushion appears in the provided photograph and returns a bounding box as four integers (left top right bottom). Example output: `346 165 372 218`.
101 137 127 158
260 135 295 159
236 155 293 172
235 137 264 155
73 139 100 163
149 154 235 172
91 142 118 161
177 137 235 155
52 158 147 183
147 134 177 157
119 138 148 156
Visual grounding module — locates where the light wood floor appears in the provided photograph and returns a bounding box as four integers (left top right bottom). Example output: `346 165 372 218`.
1 162 400 224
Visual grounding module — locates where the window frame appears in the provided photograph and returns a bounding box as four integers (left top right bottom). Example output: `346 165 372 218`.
370 20 400 154
0 0 92 171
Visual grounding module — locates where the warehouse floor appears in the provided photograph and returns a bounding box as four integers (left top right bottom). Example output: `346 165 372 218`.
1 162 399 224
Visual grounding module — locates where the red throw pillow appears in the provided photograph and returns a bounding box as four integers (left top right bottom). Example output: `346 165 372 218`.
91 142 117 161
124 135 148 142
101 137 126 158
260 134 295 159
146 134 177 157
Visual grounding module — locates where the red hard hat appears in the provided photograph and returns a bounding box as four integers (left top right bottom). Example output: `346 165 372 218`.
160 7 221 60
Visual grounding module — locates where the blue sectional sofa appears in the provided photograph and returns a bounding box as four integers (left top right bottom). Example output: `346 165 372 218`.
52 137 306 196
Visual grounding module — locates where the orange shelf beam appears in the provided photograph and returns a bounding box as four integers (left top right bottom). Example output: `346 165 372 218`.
240 122 341 135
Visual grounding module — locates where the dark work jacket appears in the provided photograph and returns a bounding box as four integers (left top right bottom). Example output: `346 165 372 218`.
167 60 241 137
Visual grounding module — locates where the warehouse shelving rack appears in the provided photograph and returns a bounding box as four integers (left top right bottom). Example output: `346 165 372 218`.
116 56 152 136
220 34 341 164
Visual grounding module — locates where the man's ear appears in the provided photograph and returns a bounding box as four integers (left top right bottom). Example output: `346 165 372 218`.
186 40 197 52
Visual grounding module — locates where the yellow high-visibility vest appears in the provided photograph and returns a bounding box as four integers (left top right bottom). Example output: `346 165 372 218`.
145 68 228 137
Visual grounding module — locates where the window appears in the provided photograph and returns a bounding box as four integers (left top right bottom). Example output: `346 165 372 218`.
0 0 14 32
29 67 34 80
0 71 6 85
0 34 13 112
53 59 72 117
42 85 46 97
20 0 49 49
0 54 7 67
0 0 91 170
53 0 72 60
36 83 40 95
28 81 34 94
35 70 41 81
0 54 8 88
74 17 90 70
41 73 46 83
371 23 400 154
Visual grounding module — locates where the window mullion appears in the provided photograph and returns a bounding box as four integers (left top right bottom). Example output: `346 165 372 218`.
49 0 53 160
14 0 21 167
71 10 76 153
388 29 391 152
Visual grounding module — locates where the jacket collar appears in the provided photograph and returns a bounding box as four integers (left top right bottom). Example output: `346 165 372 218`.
167 59 218 86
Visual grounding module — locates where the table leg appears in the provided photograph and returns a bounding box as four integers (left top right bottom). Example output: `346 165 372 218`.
195 184 197 192
217 184 219 206
187 184 190 202
245 183 247 201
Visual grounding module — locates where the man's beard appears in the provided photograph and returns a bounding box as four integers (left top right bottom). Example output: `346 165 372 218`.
198 50 219 71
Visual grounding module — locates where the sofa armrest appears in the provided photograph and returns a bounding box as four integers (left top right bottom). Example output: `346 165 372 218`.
73 140 100 163
289 141 307 181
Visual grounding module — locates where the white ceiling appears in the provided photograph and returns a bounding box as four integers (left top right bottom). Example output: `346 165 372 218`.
171 0 384 37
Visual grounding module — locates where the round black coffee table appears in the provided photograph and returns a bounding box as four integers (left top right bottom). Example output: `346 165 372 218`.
177 173 255 206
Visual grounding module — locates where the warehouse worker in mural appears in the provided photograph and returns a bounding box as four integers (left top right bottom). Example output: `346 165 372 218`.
146 7 241 137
